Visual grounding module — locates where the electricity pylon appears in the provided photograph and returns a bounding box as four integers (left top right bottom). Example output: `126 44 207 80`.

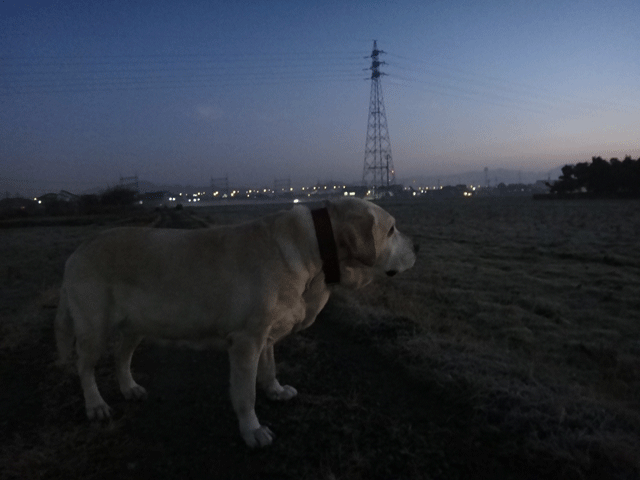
362 40 395 187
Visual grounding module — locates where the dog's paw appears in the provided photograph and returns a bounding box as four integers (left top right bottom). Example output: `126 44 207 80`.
266 384 298 401
86 402 112 420
121 384 148 401
243 425 275 448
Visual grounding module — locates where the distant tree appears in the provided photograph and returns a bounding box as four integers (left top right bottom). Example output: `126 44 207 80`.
548 156 640 196
588 156 611 193
573 162 589 191
79 194 100 214
621 156 640 193
100 187 137 206
549 165 577 193
610 158 624 192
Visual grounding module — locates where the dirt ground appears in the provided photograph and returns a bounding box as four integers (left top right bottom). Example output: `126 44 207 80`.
1 199 639 479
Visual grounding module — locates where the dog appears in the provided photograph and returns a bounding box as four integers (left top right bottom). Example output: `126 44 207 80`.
55 197 417 447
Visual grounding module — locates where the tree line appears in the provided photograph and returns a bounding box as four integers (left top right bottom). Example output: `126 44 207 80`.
0 186 139 219
548 156 640 196
80 186 137 208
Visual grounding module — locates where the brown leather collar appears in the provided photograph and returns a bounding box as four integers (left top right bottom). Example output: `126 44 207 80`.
311 207 340 284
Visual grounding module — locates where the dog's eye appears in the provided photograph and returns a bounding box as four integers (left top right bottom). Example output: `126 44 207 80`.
387 225 395 237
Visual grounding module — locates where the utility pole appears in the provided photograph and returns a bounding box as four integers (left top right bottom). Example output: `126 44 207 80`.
362 41 395 188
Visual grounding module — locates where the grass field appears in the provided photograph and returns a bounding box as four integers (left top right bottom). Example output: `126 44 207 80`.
363 197 640 476
1 197 639 479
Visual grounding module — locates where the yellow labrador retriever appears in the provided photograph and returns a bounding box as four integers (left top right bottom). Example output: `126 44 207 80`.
55 198 417 447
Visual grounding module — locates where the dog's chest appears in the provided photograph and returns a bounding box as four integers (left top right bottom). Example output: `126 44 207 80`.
267 282 329 343
267 302 307 343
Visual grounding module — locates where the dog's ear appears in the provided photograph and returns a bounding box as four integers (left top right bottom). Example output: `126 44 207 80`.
336 212 376 266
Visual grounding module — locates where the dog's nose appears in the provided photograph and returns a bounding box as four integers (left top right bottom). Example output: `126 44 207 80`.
413 242 420 254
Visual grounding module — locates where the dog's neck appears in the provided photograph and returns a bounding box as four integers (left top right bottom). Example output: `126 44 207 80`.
311 207 341 284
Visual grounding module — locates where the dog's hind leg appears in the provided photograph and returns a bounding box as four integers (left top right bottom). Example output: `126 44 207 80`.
258 343 297 401
68 287 113 420
55 286 75 366
75 328 111 420
115 332 147 400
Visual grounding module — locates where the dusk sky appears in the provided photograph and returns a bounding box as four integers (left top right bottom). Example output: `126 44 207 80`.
2 0 639 196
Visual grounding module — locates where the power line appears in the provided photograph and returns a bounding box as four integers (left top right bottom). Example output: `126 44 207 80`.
3 76 358 90
1 51 364 60
1 48 636 118
385 76 550 115
0 51 364 95
384 52 634 115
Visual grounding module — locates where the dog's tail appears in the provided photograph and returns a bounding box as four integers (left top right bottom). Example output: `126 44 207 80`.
54 285 75 365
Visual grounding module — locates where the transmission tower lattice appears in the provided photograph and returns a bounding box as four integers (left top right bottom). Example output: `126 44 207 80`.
362 40 395 187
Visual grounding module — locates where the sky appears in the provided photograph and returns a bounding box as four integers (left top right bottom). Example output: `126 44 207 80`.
1 0 639 196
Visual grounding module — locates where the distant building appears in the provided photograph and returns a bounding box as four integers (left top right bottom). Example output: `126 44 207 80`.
373 184 407 198
38 190 79 203
342 185 368 198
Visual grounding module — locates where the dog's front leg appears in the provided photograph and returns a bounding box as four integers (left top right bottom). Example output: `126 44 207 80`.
257 343 297 401
227 333 275 448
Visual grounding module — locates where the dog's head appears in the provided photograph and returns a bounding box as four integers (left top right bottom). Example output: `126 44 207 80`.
326 198 417 288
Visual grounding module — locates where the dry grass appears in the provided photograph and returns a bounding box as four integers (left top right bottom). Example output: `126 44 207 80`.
1 225 103 350
343 197 640 476
1 199 639 479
